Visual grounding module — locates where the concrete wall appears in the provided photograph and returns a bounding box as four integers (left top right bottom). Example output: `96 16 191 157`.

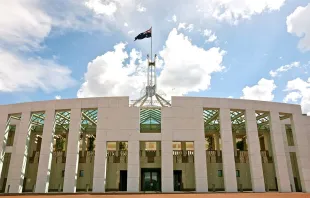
0 96 309 193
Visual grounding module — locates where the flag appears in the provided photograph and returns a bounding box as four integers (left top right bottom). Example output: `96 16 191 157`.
134 27 152 41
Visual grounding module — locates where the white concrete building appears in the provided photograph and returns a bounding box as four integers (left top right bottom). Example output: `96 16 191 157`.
0 96 309 193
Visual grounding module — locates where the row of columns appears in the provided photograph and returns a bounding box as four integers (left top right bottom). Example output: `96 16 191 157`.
0 107 309 193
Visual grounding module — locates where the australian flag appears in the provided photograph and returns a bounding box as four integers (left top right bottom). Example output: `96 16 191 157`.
134 27 152 41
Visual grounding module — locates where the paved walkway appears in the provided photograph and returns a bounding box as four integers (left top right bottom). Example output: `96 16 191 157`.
0 193 310 198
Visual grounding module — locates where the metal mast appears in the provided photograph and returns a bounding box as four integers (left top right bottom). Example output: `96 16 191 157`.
132 54 171 107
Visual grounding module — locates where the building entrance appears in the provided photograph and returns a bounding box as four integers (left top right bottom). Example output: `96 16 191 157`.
174 170 182 191
141 168 161 191
119 170 127 191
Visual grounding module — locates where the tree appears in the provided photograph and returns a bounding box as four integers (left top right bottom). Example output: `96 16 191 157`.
119 142 127 150
88 137 95 151
206 136 214 150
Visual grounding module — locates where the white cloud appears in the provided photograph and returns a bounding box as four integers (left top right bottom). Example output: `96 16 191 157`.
228 96 234 98
172 15 177 22
283 91 302 103
269 61 300 77
241 78 276 101
128 30 135 35
157 28 226 97
284 78 310 115
136 4 146 12
78 28 226 99
85 0 118 16
0 0 52 50
0 49 76 93
203 29 217 43
286 3 310 52
178 23 194 32
197 0 286 24
77 43 147 98
124 22 128 27
55 95 62 100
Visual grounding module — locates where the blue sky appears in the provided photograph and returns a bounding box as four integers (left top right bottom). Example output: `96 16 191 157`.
0 0 310 114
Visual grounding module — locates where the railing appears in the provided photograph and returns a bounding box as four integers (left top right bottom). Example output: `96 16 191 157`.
261 150 273 163
173 150 194 163
234 151 249 163
206 150 222 163
107 150 128 163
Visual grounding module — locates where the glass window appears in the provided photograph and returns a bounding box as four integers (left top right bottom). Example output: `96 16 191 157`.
173 142 181 150
218 170 223 177
107 142 116 151
236 170 240 177
62 170 65 177
79 170 84 177
145 142 157 150
186 142 194 150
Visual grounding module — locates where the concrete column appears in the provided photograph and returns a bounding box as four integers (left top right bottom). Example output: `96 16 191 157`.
140 142 145 157
194 140 208 192
63 108 82 193
181 141 186 155
35 109 56 193
263 132 269 151
214 133 220 151
282 124 296 192
269 111 291 192
232 132 237 155
0 112 9 178
127 140 140 192
82 133 86 156
161 141 173 192
6 111 31 193
156 141 161 156
219 108 237 192
290 114 310 192
92 140 107 192
245 109 265 192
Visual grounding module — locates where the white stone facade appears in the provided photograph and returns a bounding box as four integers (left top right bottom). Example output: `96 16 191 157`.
0 96 309 193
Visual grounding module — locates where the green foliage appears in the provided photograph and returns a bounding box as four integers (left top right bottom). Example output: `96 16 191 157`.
56 138 64 151
88 137 95 151
206 136 214 150
119 142 127 150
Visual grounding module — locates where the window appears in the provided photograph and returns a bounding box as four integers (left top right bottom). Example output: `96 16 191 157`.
62 170 65 177
236 170 240 177
145 142 157 151
186 142 194 150
173 142 181 150
107 142 116 151
218 170 223 177
79 170 84 177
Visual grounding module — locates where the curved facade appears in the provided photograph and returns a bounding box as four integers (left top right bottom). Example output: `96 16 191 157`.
0 96 309 193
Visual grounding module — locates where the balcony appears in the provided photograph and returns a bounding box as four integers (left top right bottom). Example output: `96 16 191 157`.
173 150 194 163
107 150 128 163
206 150 222 163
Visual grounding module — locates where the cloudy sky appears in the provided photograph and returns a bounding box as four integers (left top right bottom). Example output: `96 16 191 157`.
0 0 310 115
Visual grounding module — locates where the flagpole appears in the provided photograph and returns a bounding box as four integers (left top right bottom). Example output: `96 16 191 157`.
150 26 153 105
151 26 152 62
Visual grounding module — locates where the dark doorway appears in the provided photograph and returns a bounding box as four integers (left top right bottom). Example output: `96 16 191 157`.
119 170 127 191
173 170 182 191
294 177 301 192
22 177 27 192
275 177 278 191
141 168 161 191
1 178 7 193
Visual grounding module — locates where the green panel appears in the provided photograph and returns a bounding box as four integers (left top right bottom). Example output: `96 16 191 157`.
140 108 161 132
140 108 161 124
